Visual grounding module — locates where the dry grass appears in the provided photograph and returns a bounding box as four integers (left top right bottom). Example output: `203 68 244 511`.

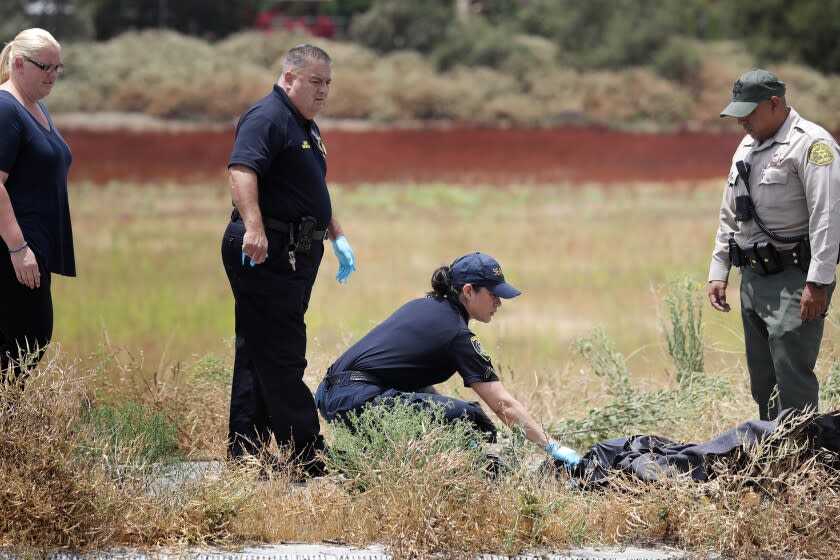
4 350 840 558
0 349 256 552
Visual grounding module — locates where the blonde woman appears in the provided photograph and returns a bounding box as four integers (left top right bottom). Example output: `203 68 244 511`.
0 28 74 379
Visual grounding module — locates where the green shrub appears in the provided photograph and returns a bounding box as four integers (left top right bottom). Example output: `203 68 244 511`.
653 37 703 83
79 400 183 465
661 275 705 381
551 327 729 449
349 0 452 54
325 399 488 491
518 0 691 69
433 19 541 75
190 353 230 385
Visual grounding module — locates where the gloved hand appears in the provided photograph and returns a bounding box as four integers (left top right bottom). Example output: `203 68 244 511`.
241 251 267 267
545 441 581 468
332 236 356 283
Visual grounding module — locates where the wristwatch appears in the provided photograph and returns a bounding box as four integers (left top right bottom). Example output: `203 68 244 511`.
807 281 828 288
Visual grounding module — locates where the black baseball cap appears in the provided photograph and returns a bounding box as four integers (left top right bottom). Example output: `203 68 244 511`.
450 252 521 299
720 68 786 118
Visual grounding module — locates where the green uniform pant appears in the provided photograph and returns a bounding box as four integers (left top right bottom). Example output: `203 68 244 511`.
739 266 834 421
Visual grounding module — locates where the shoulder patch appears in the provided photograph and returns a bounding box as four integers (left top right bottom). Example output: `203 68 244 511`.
808 141 835 166
470 336 491 362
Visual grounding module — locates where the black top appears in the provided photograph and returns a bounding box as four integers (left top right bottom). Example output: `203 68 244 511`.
228 85 332 228
0 92 74 276
327 297 501 390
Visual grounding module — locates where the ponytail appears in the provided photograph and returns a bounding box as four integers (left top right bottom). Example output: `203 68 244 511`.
426 265 464 305
0 42 13 84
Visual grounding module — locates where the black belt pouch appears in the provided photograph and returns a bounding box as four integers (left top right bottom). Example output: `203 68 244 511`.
751 242 784 275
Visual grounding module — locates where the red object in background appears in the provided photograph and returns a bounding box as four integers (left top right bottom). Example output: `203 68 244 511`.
253 9 336 38
61 126 742 186
311 16 336 38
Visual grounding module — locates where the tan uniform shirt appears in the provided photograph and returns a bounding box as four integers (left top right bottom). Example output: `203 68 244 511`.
709 108 840 285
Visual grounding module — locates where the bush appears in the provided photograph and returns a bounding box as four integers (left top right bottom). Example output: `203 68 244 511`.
79 401 183 465
653 37 704 83
433 19 541 75
731 0 840 74
552 326 730 449
349 0 452 54
661 275 705 381
325 399 488 491
324 399 514 558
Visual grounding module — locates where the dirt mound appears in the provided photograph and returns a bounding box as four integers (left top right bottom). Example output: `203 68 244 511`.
63 126 743 185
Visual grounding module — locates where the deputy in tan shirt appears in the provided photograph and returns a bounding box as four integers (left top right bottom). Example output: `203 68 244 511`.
708 68 840 420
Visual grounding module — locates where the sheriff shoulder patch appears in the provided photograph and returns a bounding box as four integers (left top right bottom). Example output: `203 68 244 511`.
470 336 491 362
808 141 835 166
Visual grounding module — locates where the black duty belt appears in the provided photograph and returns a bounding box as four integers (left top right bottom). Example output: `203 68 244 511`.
230 208 327 241
326 371 383 386
737 244 806 276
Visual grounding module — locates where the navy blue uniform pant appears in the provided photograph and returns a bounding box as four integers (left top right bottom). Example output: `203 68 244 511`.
0 250 52 379
315 372 497 442
222 220 325 461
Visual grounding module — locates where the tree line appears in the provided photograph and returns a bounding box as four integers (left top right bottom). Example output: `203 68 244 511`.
3 0 840 74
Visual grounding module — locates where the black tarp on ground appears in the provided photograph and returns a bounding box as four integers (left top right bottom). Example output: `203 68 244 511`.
567 409 840 485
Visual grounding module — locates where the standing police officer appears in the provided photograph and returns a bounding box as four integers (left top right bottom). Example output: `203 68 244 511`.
221 44 356 475
709 68 840 421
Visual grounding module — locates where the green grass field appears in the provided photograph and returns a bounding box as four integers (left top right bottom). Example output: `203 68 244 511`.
57 180 753 375
54 180 840 422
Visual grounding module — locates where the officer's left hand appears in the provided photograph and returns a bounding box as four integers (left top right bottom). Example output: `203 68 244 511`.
801 282 828 321
332 236 356 283
545 441 581 468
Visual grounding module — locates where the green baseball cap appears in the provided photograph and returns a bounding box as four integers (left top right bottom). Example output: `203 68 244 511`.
720 68 786 118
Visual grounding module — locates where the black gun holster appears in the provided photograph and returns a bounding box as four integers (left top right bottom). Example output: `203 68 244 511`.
291 216 318 254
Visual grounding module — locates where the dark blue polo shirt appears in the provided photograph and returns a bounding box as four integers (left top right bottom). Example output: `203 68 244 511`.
328 297 501 390
228 85 332 228
0 92 74 276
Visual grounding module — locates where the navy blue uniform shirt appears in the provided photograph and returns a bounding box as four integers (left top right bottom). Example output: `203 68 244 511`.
228 84 332 228
328 297 501 390
0 92 74 276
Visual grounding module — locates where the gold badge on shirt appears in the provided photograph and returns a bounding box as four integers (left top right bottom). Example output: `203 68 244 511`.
808 141 835 166
310 128 327 158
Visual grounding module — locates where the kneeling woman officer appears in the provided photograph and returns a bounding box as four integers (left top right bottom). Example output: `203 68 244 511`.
315 252 581 467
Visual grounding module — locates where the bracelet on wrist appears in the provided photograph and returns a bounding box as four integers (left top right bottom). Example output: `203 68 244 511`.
8 241 28 254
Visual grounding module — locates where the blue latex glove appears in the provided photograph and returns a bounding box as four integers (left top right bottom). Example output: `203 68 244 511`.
332 236 355 283
545 441 581 467
241 251 267 267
